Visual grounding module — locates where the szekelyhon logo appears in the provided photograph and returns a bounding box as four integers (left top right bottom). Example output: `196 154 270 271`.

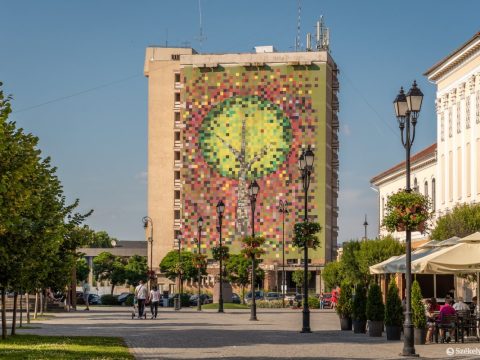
446 347 454 356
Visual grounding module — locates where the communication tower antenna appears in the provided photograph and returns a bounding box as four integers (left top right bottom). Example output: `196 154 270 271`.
196 0 207 51
316 16 330 51
295 0 301 51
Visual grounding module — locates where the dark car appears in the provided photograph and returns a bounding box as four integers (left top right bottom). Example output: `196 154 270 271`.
321 293 333 308
118 292 134 305
231 293 241 304
245 291 264 302
189 294 212 306
265 292 281 301
77 293 101 305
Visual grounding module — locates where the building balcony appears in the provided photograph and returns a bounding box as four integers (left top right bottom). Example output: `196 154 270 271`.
174 101 182 109
332 78 339 91
174 179 182 189
174 140 182 149
174 82 183 90
174 219 181 229
174 160 182 169
174 199 182 208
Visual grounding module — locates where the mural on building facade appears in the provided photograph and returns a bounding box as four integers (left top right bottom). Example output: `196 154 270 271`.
181 65 326 261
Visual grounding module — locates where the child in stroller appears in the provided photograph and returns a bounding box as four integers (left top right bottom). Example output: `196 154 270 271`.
131 297 147 319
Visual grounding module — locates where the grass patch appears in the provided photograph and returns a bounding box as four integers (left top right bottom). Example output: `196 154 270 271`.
0 334 133 359
31 314 55 321
202 303 249 310
17 326 41 329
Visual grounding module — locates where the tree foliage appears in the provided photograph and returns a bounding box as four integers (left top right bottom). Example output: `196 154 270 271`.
385 278 403 327
352 284 367 321
431 203 480 240
292 269 312 291
366 283 384 322
93 252 126 295
322 261 344 290
336 281 353 318
159 250 197 282
124 255 148 287
411 280 426 329
225 253 264 302
76 258 90 284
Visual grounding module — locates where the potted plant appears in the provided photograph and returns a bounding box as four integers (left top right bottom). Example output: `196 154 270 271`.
411 280 426 345
293 222 322 249
382 190 432 233
385 278 403 340
352 284 367 333
212 245 230 262
366 283 384 337
240 236 266 259
336 281 353 331
192 254 207 269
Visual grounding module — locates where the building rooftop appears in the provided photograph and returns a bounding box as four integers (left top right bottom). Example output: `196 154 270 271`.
79 240 147 257
370 143 437 185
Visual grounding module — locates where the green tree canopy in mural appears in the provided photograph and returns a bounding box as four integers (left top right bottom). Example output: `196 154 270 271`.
199 95 292 180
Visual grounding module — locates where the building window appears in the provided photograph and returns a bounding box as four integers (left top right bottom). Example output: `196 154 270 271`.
448 108 453 137
413 178 418 192
174 131 181 141
467 142 471 197
440 113 445 141
466 96 471 129
174 171 180 180
457 147 462 199
174 112 180 122
174 73 181 83
477 91 480 124
432 178 436 211
424 181 428 197
174 151 181 161
174 190 180 200
171 54 180 61
287 259 298 265
174 210 181 219
174 93 180 102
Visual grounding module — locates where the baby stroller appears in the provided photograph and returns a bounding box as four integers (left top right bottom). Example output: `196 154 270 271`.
131 297 147 319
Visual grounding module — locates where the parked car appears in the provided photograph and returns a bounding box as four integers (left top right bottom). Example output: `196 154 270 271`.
265 292 282 301
321 293 333 308
77 293 102 305
245 291 264 302
118 292 134 305
284 293 296 302
189 294 212 306
231 293 241 304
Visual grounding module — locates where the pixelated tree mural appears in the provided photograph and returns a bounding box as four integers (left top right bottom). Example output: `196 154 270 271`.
199 95 292 235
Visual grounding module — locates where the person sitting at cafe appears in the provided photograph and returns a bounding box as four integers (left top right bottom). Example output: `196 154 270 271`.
425 298 440 344
469 296 477 314
453 296 470 311
438 298 456 342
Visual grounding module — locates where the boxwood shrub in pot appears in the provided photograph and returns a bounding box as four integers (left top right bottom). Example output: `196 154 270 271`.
366 283 384 337
411 280 426 345
336 281 353 331
385 278 403 340
352 284 367 333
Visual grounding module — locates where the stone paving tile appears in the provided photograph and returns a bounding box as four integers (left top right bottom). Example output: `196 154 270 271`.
14 306 480 359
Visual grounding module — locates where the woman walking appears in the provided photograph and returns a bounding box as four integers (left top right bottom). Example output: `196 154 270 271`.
149 286 161 319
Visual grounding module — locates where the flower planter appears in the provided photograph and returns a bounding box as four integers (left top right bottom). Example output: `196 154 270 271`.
368 320 383 337
385 325 401 340
339 316 352 331
353 320 366 333
414 327 426 345
307 240 314 248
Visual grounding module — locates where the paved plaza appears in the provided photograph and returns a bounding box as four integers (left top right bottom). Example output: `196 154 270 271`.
12 306 480 359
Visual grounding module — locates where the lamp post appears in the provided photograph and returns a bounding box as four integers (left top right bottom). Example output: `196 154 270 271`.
393 80 423 357
216 200 225 313
177 231 182 309
363 214 368 241
279 200 289 308
197 216 203 311
142 216 154 290
298 146 314 333
248 180 260 321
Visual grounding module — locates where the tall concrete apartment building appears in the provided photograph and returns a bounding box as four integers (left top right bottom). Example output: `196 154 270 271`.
144 40 340 293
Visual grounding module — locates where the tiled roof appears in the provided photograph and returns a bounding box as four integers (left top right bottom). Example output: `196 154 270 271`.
370 143 437 184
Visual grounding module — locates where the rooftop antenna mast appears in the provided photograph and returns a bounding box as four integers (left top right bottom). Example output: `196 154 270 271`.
295 0 301 51
196 0 207 52
316 16 330 51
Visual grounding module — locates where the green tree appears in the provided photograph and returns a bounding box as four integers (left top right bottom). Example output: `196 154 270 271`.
322 261 344 290
159 250 196 282
431 203 480 240
124 255 148 287
352 284 367 321
93 252 126 295
385 278 403 327
89 230 117 248
225 254 264 303
340 241 362 285
366 283 384 321
76 258 90 284
336 281 353 318
292 269 312 293
411 280 426 329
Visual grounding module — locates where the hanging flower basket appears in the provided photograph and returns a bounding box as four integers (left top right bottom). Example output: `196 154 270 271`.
192 254 207 269
240 236 266 259
383 190 432 233
212 245 230 261
292 221 322 249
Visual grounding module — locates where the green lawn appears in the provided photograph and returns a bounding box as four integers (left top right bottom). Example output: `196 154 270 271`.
202 303 249 310
0 335 133 359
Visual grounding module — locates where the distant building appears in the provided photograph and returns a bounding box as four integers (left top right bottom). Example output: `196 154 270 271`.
371 31 480 246
144 24 340 293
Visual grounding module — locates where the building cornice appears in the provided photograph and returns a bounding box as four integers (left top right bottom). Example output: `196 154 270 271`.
424 32 480 82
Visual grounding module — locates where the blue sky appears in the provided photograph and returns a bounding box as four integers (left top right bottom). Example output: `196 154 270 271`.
1 0 478 242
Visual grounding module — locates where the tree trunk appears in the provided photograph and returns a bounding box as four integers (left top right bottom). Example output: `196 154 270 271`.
242 285 245 305
11 292 17 335
26 293 30 324
40 291 44 316
20 292 23 328
110 284 115 296
1 288 7 339
34 292 38 320
43 289 47 313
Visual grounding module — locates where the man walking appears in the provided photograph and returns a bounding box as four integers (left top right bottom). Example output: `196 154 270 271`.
82 281 90 311
135 280 148 319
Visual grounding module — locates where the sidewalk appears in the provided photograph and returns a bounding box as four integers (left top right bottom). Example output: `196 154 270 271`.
16 306 480 359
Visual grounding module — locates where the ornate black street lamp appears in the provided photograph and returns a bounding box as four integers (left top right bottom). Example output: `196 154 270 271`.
279 200 289 308
249 180 260 321
298 146 314 333
393 80 423 357
177 231 182 309
142 216 154 290
197 216 203 311
216 200 225 313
